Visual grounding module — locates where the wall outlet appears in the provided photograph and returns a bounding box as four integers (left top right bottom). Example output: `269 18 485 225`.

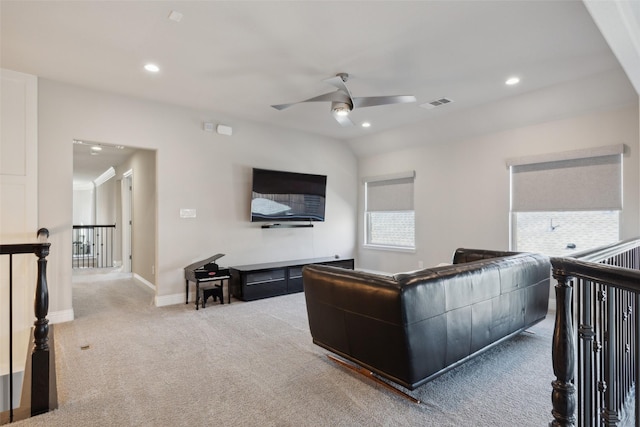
151 265 155 275
418 261 424 269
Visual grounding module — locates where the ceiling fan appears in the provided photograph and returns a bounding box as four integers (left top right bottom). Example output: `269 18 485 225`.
271 73 417 126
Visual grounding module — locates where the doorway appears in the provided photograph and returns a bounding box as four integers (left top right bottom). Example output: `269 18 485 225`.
72 140 156 285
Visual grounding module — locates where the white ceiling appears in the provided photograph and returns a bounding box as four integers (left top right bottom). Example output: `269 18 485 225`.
2 0 638 176
72 140 138 184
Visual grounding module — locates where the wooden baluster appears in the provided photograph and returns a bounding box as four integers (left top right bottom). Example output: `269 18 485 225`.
550 270 577 427
31 228 51 416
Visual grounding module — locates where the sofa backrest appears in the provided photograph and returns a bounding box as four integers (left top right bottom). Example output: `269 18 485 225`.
303 249 551 389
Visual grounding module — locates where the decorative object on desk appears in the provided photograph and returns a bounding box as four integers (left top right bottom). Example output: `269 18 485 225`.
184 253 230 310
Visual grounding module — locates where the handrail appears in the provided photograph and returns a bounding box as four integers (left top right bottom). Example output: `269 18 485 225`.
566 237 640 263
549 238 640 426
551 257 640 293
0 228 52 423
71 224 117 229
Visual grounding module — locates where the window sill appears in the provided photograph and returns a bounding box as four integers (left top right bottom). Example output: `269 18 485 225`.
363 244 416 253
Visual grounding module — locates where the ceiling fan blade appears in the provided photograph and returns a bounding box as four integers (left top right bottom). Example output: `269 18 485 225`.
352 95 417 109
332 111 355 127
324 75 350 92
271 91 349 110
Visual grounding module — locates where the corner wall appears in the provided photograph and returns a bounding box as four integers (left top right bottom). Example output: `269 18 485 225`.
38 78 358 315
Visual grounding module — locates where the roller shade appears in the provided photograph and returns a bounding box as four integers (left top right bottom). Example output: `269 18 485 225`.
365 171 415 212
510 147 622 212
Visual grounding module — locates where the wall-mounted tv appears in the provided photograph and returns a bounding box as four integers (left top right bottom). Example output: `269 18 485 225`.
251 168 327 222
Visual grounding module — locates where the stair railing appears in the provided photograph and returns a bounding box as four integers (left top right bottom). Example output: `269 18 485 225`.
0 228 53 423
72 224 115 269
550 238 640 426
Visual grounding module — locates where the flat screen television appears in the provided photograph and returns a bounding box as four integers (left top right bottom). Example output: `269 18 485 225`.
251 168 327 222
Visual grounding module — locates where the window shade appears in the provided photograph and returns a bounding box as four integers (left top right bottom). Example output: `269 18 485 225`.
365 172 415 212
511 154 622 212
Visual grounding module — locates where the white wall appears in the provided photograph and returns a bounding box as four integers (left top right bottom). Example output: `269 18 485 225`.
72 184 94 225
95 178 116 225
38 78 358 314
115 149 156 284
356 105 640 274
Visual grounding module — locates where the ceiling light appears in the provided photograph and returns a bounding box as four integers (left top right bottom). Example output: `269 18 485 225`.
91 146 102 152
332 102 351 116
361 122 371 128
505 77 520 85
144 63 160 73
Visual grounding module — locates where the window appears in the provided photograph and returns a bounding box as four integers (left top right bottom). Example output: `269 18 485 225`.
514 210 619 256
508 145 622 256
364 171 415 250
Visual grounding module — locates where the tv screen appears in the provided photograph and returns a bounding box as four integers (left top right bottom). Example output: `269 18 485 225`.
251 168 327 222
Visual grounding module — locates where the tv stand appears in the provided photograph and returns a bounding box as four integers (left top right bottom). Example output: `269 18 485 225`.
229 257 354 301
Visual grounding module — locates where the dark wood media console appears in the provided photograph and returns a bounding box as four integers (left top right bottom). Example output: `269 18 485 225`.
229 257 354 301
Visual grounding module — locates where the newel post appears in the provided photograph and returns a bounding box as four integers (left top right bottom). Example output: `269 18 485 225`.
31 227 51 416
550 267 576 427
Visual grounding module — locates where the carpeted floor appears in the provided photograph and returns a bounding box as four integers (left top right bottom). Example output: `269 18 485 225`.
13 269 555 426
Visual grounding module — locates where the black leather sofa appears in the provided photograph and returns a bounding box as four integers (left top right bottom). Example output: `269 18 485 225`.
302 249 550 390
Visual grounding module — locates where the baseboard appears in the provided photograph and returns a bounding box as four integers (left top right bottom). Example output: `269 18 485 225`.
154 292 186 307
133 273 156 291
48 309 74 324
131 274 187 308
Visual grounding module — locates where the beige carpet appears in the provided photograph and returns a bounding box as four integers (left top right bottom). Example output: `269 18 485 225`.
13 270 554 426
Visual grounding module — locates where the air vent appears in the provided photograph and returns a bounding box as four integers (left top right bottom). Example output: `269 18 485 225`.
419 97 454 110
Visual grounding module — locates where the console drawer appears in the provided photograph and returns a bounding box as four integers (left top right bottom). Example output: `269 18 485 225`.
245 269 285 285
244 279 287 300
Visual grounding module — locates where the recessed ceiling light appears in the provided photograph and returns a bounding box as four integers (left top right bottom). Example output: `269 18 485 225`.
361 122 371 128
505 77 520 86
144 63 160 73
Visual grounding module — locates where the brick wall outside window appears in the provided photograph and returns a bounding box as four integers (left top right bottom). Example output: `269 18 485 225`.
515 210 619 256
367 211 415 248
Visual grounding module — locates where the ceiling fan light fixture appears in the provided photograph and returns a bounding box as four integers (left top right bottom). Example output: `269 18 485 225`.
332 102 351 116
